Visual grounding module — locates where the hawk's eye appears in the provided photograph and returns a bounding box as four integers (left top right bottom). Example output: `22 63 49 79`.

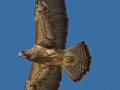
22 51 26 53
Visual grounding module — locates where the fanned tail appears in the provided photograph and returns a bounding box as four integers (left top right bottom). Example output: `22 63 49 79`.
62 41 92 82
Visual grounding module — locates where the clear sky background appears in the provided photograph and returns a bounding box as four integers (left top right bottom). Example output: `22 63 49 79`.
0 0 120 90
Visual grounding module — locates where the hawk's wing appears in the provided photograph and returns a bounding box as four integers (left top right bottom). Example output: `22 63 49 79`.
25 63 62 90
25 0 68 90
35 0 68 48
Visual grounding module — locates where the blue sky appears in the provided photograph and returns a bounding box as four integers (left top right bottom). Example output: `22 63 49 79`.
0 0 120 90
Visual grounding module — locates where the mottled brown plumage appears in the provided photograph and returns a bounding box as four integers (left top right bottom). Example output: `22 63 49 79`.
18 0 92 90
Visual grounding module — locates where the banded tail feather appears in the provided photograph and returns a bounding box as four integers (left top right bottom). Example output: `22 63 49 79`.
62 41 92 82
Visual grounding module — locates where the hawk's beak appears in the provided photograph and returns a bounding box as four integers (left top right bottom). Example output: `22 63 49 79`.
18 52 23 57
18 52 27 58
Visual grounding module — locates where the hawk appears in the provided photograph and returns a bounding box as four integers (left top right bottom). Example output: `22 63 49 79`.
18 0 92 90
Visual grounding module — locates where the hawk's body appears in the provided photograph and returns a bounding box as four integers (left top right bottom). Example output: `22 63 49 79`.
21 45 64 65
18 0 92 90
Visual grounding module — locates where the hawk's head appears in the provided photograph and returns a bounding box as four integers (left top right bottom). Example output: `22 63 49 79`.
18 50 32 59
18 45 43 62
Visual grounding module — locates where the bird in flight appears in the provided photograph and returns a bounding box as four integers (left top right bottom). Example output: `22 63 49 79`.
18 0 92 90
